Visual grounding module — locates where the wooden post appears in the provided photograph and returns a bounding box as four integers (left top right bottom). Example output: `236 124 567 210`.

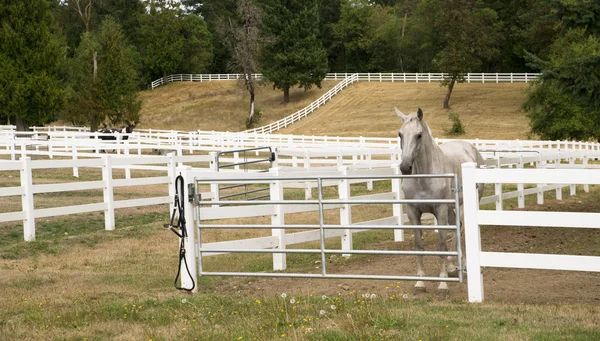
391 164 404 242
180 166 197 292
462 162 484 302
339 166 352 257
102 155 115 231
270 168 286 270
20 157 35 241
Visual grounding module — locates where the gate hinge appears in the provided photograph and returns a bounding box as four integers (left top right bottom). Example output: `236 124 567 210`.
452 186 463 193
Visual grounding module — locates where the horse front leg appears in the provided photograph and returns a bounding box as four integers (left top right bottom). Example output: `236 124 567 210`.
407 207 426 294
446 207 459 277
434 205 450 296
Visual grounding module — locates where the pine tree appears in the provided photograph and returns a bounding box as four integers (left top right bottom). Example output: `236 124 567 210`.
261 0 328 104
65 17 141 131
0 0 65 130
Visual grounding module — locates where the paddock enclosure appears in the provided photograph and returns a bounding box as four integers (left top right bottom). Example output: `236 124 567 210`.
1 123 599 306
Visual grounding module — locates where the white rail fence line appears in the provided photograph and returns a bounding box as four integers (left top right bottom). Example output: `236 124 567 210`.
243 74 360 134
0 154 213 241
462 163 600 303
150 72 540 89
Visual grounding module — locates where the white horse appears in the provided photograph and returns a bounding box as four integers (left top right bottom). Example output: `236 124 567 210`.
395 107 484 296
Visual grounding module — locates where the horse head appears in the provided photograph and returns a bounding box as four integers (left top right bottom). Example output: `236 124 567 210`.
395 107 431 175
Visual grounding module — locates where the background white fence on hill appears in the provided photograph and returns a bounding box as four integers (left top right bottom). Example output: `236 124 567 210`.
462 163 600 303
150 72 540 89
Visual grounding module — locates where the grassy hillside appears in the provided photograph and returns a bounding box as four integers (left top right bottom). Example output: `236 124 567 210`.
139 80 532 140
281 82 532 140
137 81 337 132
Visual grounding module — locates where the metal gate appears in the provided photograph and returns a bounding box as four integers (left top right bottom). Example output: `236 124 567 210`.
214 147 275 201
191 173 464 283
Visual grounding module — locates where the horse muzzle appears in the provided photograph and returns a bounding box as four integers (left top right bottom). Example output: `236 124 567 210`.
400 164 412 175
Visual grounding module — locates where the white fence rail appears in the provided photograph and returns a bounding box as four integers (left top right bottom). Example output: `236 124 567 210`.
243 74 360 134
461 163 600 303
150 72 540 89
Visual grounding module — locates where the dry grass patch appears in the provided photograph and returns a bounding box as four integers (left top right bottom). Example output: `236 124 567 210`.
282 82 531 140
137 81 337 132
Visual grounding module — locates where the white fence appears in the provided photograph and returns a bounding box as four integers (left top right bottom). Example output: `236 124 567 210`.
150 72 540 89
461 163 600 302
243 74 360 134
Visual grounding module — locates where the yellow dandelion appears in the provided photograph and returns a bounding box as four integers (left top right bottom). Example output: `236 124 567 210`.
182 328 186 331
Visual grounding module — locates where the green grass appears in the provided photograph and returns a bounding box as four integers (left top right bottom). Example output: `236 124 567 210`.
3 290 599 340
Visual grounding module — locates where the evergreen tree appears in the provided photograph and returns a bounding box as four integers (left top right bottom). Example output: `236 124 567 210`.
0 0 65 130
524 31 600 141
138 4 212 84
65 17 141 131
261 0 328 103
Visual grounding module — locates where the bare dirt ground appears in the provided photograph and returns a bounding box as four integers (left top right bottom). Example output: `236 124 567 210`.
202 191 600 305
282 82 531 140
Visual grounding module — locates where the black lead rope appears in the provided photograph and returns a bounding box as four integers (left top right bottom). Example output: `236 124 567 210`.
164 174 195 292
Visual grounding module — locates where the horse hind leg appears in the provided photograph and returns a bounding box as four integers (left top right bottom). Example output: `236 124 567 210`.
435 206 450 297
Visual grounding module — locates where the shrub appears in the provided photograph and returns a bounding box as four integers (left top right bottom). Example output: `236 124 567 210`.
444 112 465 136
245 108 263 128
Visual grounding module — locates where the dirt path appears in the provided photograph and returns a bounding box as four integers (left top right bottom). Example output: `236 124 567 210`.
202 192 600 305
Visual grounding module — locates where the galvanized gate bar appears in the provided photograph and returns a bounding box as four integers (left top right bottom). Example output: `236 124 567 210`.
198 272 461 282
196 248 458 256
200 199 456 205
195 224 458 230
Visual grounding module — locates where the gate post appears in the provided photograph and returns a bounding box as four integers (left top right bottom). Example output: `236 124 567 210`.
270 168 286 270
179 166 197 292
20 157 35 241
338 166 352 256
462 162 484 302
102 155 115 231
391 164 404 241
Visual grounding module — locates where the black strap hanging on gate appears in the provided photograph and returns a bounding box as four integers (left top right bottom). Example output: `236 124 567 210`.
164 174 195 292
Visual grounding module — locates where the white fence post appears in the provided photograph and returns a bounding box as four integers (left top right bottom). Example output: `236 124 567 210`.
391 164 404 242
180 166 197 292
72 141 79 178
304 152 312 199
167 153 177 214
517 156 524 208
536 161 544 205
102 155 115 231
339 166 352 257
270 167 286 270
124 141 131 179
20 157 35 241
366 152 373 191
583 156 589 192
555 156 563 200
462 162 484 302
209 152 219 206
569 157 576 196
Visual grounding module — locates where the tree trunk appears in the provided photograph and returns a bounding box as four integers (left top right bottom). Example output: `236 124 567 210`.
93 51 98 82
248 91 255 125
283 87 290 104
402 11 408 38
90 118 99 132
15 118 29 131
443 79 456 109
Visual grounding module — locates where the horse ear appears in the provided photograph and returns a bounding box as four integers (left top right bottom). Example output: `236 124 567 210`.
417 107 423 121
394 107 408 122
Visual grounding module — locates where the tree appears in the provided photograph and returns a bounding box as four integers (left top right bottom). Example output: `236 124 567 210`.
0 0 65 130
137 4 212 84
421 0 502 108
220 0 264 126
523 29 600 141
65 17 141 131
261 0 328 104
